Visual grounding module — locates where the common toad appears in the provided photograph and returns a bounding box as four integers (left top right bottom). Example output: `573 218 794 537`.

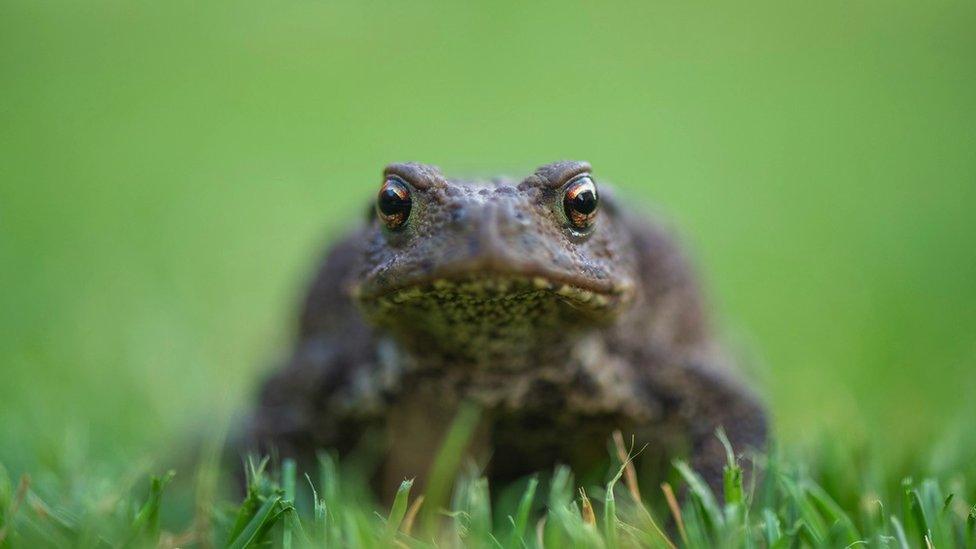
248 160 767 493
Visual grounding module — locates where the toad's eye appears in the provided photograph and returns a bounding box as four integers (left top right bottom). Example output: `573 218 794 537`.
376 177 412 230
563 175 599 230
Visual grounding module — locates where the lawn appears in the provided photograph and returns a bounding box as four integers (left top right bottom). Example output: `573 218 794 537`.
2 420 975 547
1 0 975 546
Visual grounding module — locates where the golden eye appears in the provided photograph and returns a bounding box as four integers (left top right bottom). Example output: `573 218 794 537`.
563 175 598 230
376 177 412 230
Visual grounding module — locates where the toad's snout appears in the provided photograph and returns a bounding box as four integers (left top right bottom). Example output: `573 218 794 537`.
445 197 539 271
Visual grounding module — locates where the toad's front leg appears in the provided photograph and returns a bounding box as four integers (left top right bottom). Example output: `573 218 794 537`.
642 358 768 497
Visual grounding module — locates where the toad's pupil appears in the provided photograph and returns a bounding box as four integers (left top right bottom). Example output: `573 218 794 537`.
377 179 412 229
378 182 411 215
571 189 597 214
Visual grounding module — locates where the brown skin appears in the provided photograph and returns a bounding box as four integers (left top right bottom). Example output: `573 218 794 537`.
247 160 767 494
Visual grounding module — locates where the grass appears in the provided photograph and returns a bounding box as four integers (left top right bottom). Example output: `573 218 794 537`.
2 423 976 548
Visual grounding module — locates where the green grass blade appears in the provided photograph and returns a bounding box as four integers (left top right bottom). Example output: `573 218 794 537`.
226 494 283 549
0 464 9 528
282 459 297 502
941 492 954 513
674 459 723 537
889 516 911 549
779 476 827 543
14 514 73 547
966 505 975 545
761 508 781 546
717 429 744 507
385 478 414 539
464 477 492 542
908 488 931 547
805 482 860 544
226 487 262 543
304 472 329 543
317 451 340 505
420 401 481 536
864 498 886 537
604 456 632 549
282 504 312 548
281 459 296 549
0 469 17 544
919 479 951 547
226 456 272 544
604 480 618 549
508 476 538 547
792 520 821 547
192 432 225 549
543 466 574 548
125 470 175 546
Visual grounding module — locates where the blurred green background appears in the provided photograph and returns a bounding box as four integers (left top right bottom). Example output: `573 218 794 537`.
2 0 974 476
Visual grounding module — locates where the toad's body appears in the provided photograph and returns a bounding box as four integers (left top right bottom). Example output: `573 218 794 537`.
249 161 766 491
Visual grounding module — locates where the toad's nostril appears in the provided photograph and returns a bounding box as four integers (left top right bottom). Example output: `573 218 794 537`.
495 204 530 236
449 204 467 227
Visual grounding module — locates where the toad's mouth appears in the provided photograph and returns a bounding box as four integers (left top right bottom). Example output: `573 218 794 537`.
352 269 634 362
352 270 633 312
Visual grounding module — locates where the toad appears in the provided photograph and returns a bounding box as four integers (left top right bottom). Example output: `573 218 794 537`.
248 160 766 493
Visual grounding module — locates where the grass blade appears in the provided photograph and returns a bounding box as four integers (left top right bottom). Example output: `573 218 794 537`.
605 458 624 549
401 494 424 536
908 488 931 547
226 456 270 544
966 504 975 545
805 482 860 544
674 459 723 538
0 474 29 546
385 478 414 538
282 458 297 502
890 516 911 549
611 433 672 547
282 504 312 548
226 494 283 549
793 520 821 547
317 451 339 506
579 488 596 527
761 508 781 546
717 429 744 507
612 431 642 504
779 476 827 543
420 401 481 536
281 459 296 549
509 476 538 547
125 470 175 546
544 466 574 548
